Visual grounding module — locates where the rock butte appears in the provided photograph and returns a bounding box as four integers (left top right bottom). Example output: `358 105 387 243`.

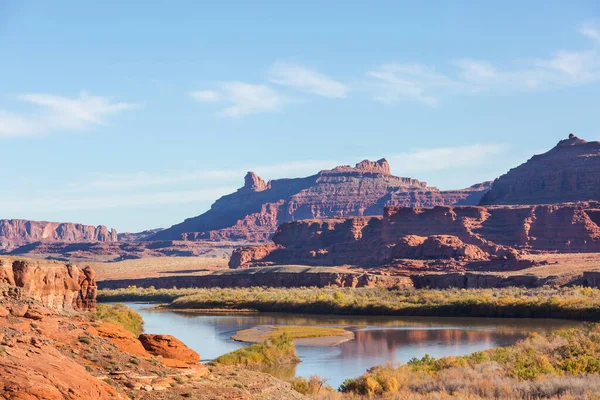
481 134 600 205
150 158 492 242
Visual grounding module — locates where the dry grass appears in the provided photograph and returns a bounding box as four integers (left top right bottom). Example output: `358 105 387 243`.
90 256 228 280
337 324 600 399
497 253 600 279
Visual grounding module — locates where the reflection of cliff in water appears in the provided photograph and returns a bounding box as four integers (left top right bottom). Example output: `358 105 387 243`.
338 328 523 359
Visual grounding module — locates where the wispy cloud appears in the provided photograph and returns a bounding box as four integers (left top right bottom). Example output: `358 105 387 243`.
0 188 238 213
268 62 349 98
367 63 461 106
0 91 139 138
0 145 505 217
389 144 506 173
190 81 286 117
580 20 600 42
66 160 341 192
368 23 600 105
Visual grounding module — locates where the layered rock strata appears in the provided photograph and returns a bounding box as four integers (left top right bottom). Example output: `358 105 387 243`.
0 219 117 252
97 266 413 290
230 202 600 269
0 257 96 311
481 134 600 205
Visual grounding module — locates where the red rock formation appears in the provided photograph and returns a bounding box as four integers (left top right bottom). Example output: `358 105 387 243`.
0 219 117 252
138 334 200 365
151 159 491 242
230 202 600 269
0 257 97 311
98 266 413 290
480 135 600 205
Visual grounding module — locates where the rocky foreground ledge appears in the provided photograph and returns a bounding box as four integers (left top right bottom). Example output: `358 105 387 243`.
0 258 306 399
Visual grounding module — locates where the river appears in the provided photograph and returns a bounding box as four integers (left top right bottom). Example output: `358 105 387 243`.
123 302 581 388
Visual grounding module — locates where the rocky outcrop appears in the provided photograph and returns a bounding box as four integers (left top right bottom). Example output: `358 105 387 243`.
98 266 413 290
150 159 492 242
0 219 117 252
230 202 600 269
481 134 600 205
0 257 97 311
139 334 200 365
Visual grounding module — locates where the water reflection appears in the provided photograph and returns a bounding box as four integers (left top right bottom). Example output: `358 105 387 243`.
122 303 581 388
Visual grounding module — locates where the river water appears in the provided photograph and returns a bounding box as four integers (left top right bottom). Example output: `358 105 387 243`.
123 302 580 388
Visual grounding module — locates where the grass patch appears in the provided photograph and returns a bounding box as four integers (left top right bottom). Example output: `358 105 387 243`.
95 303 144 335
233 325 351 343
213 333 300 367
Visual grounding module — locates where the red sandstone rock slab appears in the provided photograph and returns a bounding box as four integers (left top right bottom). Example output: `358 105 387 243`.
139 334 200 364
93 323 150 358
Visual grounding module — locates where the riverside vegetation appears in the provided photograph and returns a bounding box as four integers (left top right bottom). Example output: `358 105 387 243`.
207 324 600 399
94 303 144 335
99 286 600 320
98 296 600 398
212 333 300 367
337 323 600 399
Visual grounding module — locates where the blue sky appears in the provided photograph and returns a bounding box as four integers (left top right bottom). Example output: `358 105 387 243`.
1 1 599 232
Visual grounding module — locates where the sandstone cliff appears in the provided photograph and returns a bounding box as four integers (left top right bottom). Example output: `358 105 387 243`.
230 202 600 269
0 219 117 252
0 257 96 311
98 265 412 290
480 134 600 205
151 159 491 242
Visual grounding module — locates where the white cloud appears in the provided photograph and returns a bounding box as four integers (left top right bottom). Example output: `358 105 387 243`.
268 62 349 98
0 91 139 138
367 63 461 106
389 144 506 173
190 90 222 102
580 20 600 42
190 81 285 117
368 23 600 105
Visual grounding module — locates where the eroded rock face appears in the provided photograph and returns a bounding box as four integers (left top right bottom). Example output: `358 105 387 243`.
98 266 413 290
150 159 492 242
0 257 97 311
230 202 600 269
139 334 200 364
0 219 117 252
480 135 600 205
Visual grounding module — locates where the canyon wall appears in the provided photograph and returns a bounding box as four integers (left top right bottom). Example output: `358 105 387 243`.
0 257 97 311
481 134 600 205
0 219 117 252
151 159 491 242
230 202 600 268
97 266 413 290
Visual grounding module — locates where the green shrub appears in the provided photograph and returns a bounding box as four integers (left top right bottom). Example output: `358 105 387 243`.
213 333 299 367
95 303 144 335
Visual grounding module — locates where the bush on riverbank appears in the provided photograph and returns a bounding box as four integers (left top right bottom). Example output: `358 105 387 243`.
99 286 600 320
339 324 600 399
95 303 144 335
212 333 300 367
